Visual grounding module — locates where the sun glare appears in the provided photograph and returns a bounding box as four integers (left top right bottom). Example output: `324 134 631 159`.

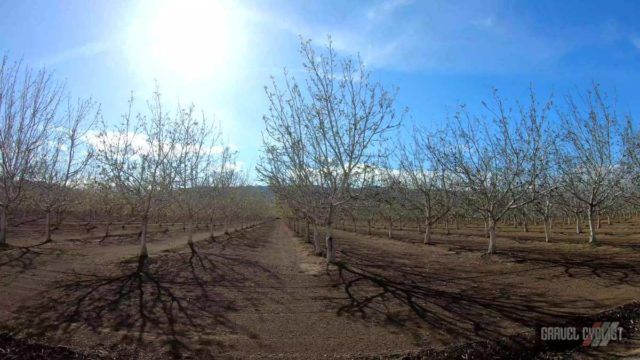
127 0 237 81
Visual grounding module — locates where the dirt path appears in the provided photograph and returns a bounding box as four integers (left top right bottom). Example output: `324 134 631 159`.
211 221 423 358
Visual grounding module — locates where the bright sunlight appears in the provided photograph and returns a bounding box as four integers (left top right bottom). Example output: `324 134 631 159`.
126 0 238 81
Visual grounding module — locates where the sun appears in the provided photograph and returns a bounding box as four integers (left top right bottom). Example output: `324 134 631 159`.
127 0 237 81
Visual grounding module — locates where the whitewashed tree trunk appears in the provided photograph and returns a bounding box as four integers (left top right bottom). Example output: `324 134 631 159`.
543 218 551 242
325 225 335 263
424 219 431 245
487 219 497 254
575 216 581 234
313 225 321 256
187 220 194 245
45 210 52 242
587 207 597 245
484 219 489 238
139 217 149 259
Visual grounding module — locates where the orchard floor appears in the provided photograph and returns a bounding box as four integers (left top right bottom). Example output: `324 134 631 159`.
1 220 640 359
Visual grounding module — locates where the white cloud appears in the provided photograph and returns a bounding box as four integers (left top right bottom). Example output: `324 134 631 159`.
84 129 150 154
631 36 640 51
366 0 413 20
252 0 569 74
40 41 109 67
85 130 229 158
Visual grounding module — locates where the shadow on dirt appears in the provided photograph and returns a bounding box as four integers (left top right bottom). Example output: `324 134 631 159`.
0 240 57 271
4 233 277 358
330 248 614 346
347 227 640 287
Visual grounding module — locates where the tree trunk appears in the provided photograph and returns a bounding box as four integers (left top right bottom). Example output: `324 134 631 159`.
55 210 63 228
597 213 601 229
455 216 460 230
306 221 310 243
484 219 489 238
102 221 111 242
487 219 497 254
139 217 149 260
367 219 372 235
187 219 194 245
45 210 52 242
607 215 611 225
543 217 551 243
325 225 335 263
352 219 357 233
0 205 6 245
575 216 581 234
587 207 597 245
313 225 322 256
388 220 392 239
445 218 450 235
209 216 216 240
522 215 529 232
424 220 431 245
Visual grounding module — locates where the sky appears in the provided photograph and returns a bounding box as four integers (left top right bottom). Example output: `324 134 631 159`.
1 0 640 181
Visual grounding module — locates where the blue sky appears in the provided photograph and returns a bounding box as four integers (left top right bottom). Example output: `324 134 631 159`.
1 0 640 179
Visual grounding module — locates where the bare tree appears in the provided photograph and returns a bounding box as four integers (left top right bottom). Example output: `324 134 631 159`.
202 146 238 240
174 106 219 245
258 38 400 263
436 89 549 254
0 55 64 245
376 171 405 240
555 85 625 245
94 89 179 264
622 112 640 210
399 127 453 245
33 97 98 242
219 170 249 234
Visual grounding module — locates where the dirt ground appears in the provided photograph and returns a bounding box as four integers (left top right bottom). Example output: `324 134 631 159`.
1 219 640 359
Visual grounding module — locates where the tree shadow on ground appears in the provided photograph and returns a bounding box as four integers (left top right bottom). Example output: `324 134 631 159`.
348 227 640 287
5 238 279 358
329 248 611 348
0 240 57 271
